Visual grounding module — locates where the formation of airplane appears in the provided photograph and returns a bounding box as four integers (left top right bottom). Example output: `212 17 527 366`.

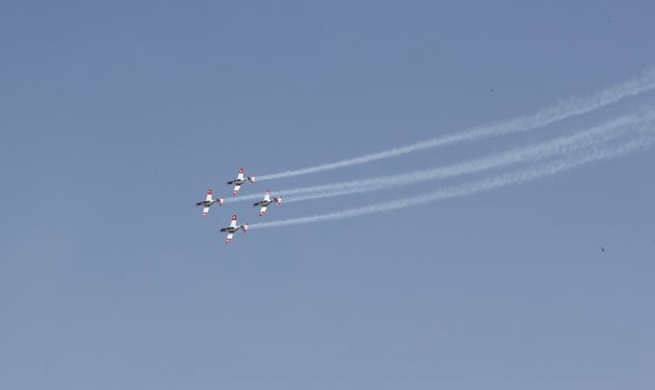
195 189 224 217
195 168 283 244
220 215 248 244
227 168 255 196
253 190 282 216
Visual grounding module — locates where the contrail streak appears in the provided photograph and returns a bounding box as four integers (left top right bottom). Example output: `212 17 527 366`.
250 133 655 229
285 112 655 203
258 69 655 181
227 109 655 204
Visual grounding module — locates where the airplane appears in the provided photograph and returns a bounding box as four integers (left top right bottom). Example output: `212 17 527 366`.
195 189 224 217
227 168 256 196
253 189 282 216
220 215 248 244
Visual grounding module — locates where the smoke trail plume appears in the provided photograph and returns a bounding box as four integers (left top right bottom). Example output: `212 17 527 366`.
251 132 655 229
227 109 655 204
259 69 655 181
285 112 655 203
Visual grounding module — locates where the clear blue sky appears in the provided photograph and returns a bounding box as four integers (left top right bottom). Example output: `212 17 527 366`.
1 1 654 389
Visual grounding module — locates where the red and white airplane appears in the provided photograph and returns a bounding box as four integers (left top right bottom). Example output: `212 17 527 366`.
253 190 282 216
220 215 248 244
226 168 255 196
195 189 224 217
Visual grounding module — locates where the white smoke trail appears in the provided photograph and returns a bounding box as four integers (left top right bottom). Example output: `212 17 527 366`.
258 69 655 181
250 133 655 229
285 112 655 203
227 109 655 204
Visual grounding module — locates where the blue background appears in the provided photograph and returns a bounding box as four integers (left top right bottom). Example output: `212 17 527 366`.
1 1 654 388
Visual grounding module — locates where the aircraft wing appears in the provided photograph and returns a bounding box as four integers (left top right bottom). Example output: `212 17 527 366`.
230 215 237 228
225 232 234 244
237 168 244 180
202 206 210 217
264 190 270 201
205 189 213 202
259 206 268 216
233 184 241 196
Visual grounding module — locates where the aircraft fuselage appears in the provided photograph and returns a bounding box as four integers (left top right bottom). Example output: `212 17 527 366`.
227 179 247 186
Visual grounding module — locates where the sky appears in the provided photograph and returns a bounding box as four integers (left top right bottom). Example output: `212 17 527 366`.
1 1 655 389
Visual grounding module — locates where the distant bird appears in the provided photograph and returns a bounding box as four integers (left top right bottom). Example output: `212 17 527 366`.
600 246 606 252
